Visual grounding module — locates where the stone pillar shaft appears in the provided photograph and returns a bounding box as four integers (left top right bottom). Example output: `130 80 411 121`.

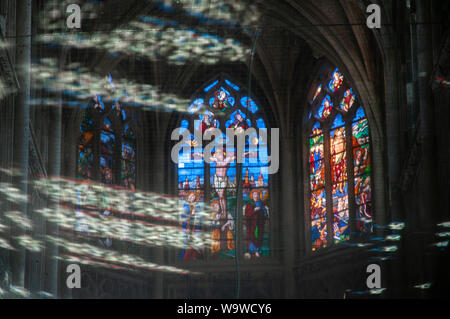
11 0 32 287
416 0 436 228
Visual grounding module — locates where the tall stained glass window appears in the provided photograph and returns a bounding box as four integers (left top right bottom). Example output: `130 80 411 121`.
307 68 373 252
77 93 137 246
177 76 270 261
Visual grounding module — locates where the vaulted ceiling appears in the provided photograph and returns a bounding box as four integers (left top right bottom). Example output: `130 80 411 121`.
35 0 394 139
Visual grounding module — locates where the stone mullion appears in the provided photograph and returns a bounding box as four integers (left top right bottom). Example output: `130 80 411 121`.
11 0 31 287
416 0 437 228
204 148 211 260
235 162 244 262
346 121 357 239
44 45 67 297
323 127 334 246
204 154 211 202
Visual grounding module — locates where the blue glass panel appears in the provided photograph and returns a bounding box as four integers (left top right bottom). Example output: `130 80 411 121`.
331 114 345 129
225 79 240 91
240 97 259 113
353 106 366 122
256 118 266 129
209 97 215 107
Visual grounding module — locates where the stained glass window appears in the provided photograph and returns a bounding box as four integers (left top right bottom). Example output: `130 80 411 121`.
76 90 138 246
177 76 270 261
307 67 373 251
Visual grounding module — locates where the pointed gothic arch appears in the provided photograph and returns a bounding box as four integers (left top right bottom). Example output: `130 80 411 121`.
174 74 273 262
304 66 374 252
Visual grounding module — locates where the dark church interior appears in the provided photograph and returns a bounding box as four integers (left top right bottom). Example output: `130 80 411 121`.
0 0 449 299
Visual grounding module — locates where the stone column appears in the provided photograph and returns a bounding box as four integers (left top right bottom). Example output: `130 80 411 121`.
45 80 63 297
11 0 32 287
383 53 401 224
416 0 436 228
151 114 166 298
280 137 297 298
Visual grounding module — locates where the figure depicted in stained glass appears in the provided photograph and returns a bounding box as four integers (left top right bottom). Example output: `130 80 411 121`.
93 94 104 111
331 127 345 152
352 119 370 146
180 191 203 260
340 89 355 112
212 89 232 112
311 189 326 221
113 98 121 115
310 134 325 190
321 97 333 119
332 182 349 242
200 111 218 134
122 143 135 162
332 155 347 186
328 69 343 92
333 210 349 241
310 138 324 168
113 98 127 121
331 127 346 189
244 189 268 259
355 175 372 233
228 111 249 134
211 148 235 217
310 162 324 190
208 147 257 216
354 147 370 176
211 200 235 257
312 217 327 250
